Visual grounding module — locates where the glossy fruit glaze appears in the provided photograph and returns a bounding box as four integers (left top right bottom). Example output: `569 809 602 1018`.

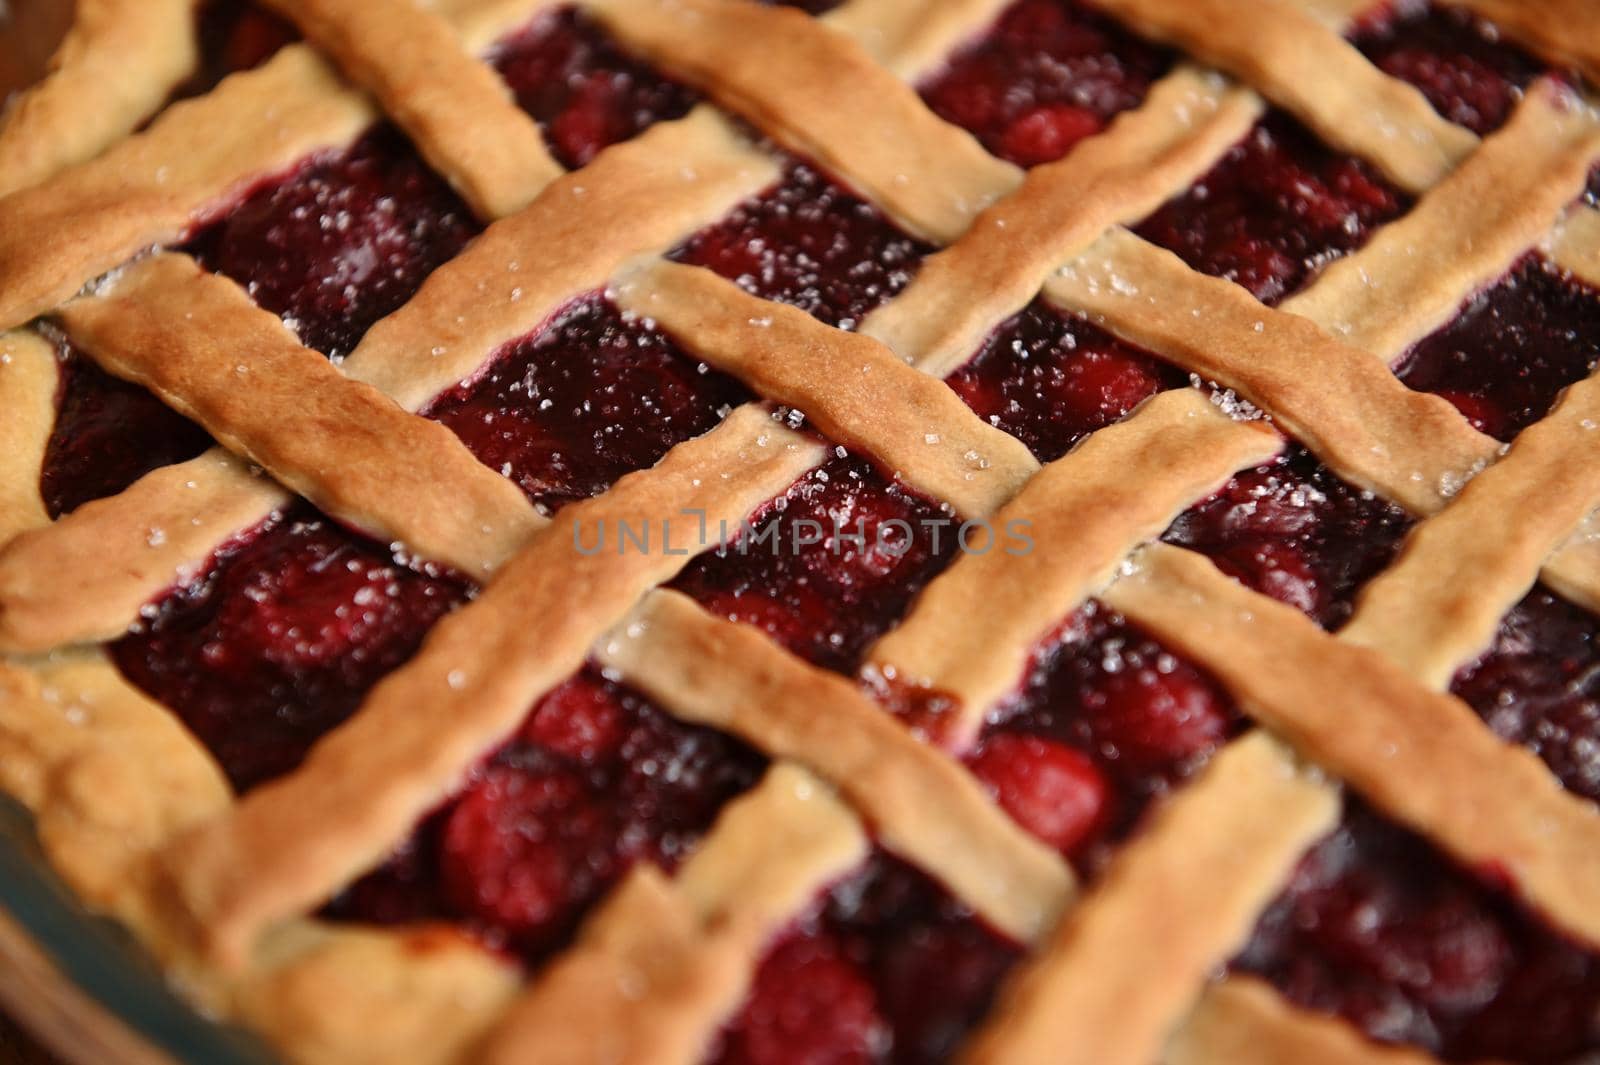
919 0 1173 168
672 162 935 330
1135 112 1411 305
426 296 750 512
1397 258 1600 442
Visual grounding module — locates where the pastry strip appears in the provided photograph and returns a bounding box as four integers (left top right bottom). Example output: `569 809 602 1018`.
1103 542 1600 950
0 332 58 547
163 407 825 967
611 260 1040 519
260 0 559 220
866 390 1282 748
586 0 1022 243
1343 372 1600 689
821 0 1013 78
480 764 867 1065
1447 0 1600 83
55 254 544 579
593 589 1075 944
961 733 1337 1065
0 0 199 199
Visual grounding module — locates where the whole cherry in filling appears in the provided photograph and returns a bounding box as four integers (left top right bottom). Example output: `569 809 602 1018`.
918 0 1174 168
426 297 750 513
328 668 765 961
112 504 469 791
490 7 699 170
1162 447 1414 630
671 455 959 674
1237 803 1600 1061
671 163 935 330
1354 0 1549 136
1135 112 1410 305
716 855 1022 1065
944 298 1187 462
973 601 1241 874
187 124 480 359
1395 258 1600 442
40 344 214 517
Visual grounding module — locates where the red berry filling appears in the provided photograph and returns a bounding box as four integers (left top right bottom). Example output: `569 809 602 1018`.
670 456 959 674
1395 258 1600 442
1237 803 1600 1062
918 0 1174 168
425 296 750 513
182 1 299 98
490 7 699 170
185 125 480 359
40 342 215 518
979 601 1241 873
671 163 935 330
1162 447 1414 630
716 855 1022 1065
111 504 470 791
1134 113 1411 305
1452 588 1600 803
1354 1 1549 136
327 668 766 960
944 298 1187 461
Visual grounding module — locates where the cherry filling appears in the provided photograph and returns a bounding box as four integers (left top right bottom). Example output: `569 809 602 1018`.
185 125 481 360
670 456 959 674
328 668 766 962
490 7 699 170
1237 803 1600 1062
973 601 1242 874
716 855 1022 1065
1395 258 1600 441
1452 588 1600 804
670 163 935 330
918 0 1174 168
40 344 215 518
1134 112 1411 305
111 504 470 792
425 296 750 513
943 298 1187 462
183 1 299 98
1162 447 1414 630
1354 0 1549 136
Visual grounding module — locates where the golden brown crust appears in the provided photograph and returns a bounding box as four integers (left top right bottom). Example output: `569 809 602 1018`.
1343 369 1600 689
481 765 867 1065
822 0 1012 78
587 0 1021 243
1546 206 1600 290
862 65 1264 376
1104 543 1600 951
1447 0 1600 84
611 259 1040 519
1085 0 1476 193
0 452 286 653
867 390 1282 747
162 407 825 968
0 331 57 547
962 733 1338 1065
594 589 1075 944
259 0 562 220
0 0 200 199
1169 977 1456 1065
341 109 780 410
1044 229 1501 517
1281 81 1600 362
56 254 544 578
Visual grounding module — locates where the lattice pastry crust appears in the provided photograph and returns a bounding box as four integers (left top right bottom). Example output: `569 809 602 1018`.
2 0 1600 1063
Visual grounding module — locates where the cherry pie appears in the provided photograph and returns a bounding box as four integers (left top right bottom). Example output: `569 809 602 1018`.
2 0 1600 1062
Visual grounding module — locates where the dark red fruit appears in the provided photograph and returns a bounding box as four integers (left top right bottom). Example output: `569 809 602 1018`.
1088 659 1231 771
491 8 698 169
425 297 749 512
945 299 1184 462
968 733 1109 855
188 125 479 358
920 0 1173 167
672 163 934 330
1135 113 1410 304
718 933 884 1065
